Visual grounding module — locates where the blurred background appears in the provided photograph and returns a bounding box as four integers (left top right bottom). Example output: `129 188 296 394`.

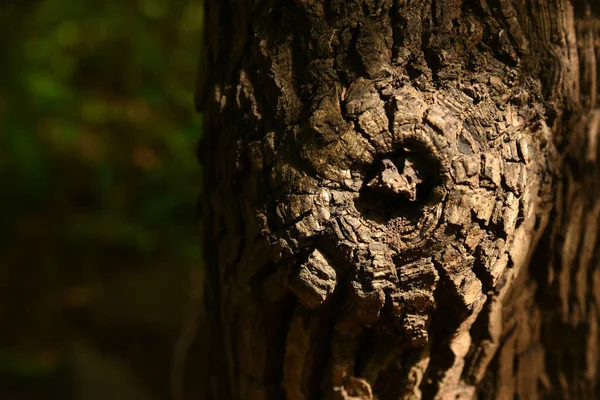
0 0 204 398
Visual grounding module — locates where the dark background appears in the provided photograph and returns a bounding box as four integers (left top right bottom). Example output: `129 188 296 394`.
0 0 204 398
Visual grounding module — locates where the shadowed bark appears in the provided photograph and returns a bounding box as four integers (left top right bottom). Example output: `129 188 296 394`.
197 0 600 398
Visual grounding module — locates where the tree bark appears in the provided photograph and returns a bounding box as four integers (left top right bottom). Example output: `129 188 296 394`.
197 1 600 398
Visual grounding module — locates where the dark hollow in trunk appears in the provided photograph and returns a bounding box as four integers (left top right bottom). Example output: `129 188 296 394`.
197 1 600 398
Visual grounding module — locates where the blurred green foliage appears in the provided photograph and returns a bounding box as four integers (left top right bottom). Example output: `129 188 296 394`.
0 0 204 398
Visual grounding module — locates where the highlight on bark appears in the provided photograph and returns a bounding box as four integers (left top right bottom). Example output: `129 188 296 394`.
197 1 600 399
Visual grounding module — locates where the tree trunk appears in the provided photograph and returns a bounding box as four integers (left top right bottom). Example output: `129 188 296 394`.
197 1 600 398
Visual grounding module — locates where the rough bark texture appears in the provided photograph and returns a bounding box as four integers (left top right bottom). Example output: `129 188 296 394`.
197 1 600 398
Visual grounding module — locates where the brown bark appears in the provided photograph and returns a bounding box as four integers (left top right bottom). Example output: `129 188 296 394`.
197 1 600 398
